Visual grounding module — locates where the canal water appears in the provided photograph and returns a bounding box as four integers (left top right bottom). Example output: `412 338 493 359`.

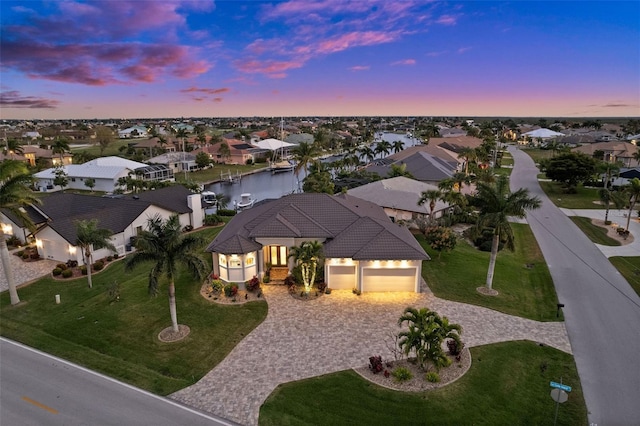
204 132 422 207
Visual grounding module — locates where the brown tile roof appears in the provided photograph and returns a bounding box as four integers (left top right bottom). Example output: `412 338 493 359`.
206 193 428 261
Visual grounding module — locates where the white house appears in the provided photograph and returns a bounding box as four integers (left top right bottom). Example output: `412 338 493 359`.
2 185 205 264
118 126 149 139
33 156 148 193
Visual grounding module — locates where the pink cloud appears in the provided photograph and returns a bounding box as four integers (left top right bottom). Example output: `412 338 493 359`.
318 31 398 54
426 51 447 57
436 14 460 26
391 59 416 66
233 59 304 77
0 90 60 109
181 87 230 95
349 65 370 72
213 98 223 102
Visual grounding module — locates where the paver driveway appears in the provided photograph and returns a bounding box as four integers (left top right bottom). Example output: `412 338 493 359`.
171 284 570 426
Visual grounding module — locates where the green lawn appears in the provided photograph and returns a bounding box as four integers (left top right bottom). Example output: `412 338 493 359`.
420 224 560 321
538 181 604 209
71 139 131 157
569 216 621 246
609 256 640 296
259 341 587 426
0 226 267 395
522 148 555 164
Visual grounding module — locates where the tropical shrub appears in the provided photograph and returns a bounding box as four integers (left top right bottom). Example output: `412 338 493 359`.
56 263 68 270
284 275 297 286
93 260 105 271
392 367 413 382
425 372 440 383
217 209 236 217
369 356 384 374
61 269 73 278
6 236 21 247
447 339 465 356
22 253 30 259
52 268 62 276
246 276 260 292
107 255 113 261
81 265 88 275
204 214 223 226
210 279 224 293
224 283 238 297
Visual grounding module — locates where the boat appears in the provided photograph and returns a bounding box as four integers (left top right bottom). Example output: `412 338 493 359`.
269 118 295 173
270 159 295 173
201 191 217 206
235 193 256 210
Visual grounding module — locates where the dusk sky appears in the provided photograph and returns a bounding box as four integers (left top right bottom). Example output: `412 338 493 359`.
1 1 638 120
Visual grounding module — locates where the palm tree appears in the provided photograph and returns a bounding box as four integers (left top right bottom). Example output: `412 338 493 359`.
75 219 116 288
215 193 229 210
375 140 391 159
388 163 413 178
598 188 626 224
3 139 24 159
0 160 40 305
291 142 318 178
51 137 70 164
473 175 541 292
125 214 206 333
357 145 375 164
458 147 477 176
288 240 323 294
418 189 443 225
392 140 404 154
452 172 470 193
176 128 188 152
397 307 462 370
624 178 640 231
218 142 231 163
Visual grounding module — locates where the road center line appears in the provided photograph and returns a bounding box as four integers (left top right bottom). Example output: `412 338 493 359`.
21 396 59 414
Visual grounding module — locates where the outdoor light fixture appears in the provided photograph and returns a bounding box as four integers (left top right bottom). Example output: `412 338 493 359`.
1 224 12 235
36 239 43 248
69 245 77 255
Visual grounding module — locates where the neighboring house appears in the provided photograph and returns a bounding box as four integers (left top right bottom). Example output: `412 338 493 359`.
201 138 263 164
33 156 148 193
573 141 640 167
206 193 429 293
347 177 448 224
131 138 177 155
252 138 295 158
285 133 313 145
1 185 204 264
21 131 41 140
22 145 73 167
365 151 457 185
118 126 149 139
148 152 197 174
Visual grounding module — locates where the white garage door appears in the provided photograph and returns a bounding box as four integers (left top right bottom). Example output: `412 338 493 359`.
362 268 416 292
41 240 68 262
328 265 356 290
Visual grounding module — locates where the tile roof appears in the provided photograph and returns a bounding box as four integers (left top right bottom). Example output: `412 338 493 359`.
206 193 428 261
347 177 447 214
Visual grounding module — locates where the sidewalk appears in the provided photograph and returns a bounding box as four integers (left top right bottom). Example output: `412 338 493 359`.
559 208 640 257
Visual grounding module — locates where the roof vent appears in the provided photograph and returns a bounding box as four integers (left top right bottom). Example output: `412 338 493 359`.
133 195 139 200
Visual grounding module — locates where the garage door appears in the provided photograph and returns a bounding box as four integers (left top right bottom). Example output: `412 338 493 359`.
41 240 68 262
328 265 356 290
362 268 416 292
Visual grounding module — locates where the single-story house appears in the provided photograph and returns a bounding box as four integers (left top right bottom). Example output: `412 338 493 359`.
347 177 449 224
118 126 149 139
147 152 197 174
1 185 204 264
33 156 148 193
22 146 73 167
365 151 458 185
573 141 640 167
206 193 429 293
199 139 264 165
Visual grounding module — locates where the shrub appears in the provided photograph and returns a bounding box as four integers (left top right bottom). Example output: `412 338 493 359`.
22 253 30 259
352 287 361 296
93 261 105 271
325 287 332 295
183 224 194 232
246 276 260 292
369 356 384 374
392 367 413 382
113 253 119 259
316 282 327 292
66 259 78 268
81 265 88 275
383 369 390 378
425 372 440 383
106 255 113 261
224 283 238 297
52 268 62 276
217 209 237 217
262 275 270 283
447 339 465 356
61 269 73 278
210 279 224 293
56 263 68 270
204 214 223 226
6 236 21 247
284 275 297 286
30 253 40 260
16 250 24 257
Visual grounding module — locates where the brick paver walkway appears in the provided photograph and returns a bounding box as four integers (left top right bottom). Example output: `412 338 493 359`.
171 285 570 426
0 248 58 292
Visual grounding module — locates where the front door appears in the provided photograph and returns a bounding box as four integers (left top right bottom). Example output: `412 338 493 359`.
268 245 288 267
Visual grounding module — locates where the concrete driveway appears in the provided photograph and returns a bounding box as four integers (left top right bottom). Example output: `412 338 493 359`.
171 285 570 426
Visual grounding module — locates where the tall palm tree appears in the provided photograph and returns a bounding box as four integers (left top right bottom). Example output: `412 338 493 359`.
3 139 24 159
0 160 40 305
291 142 318 179
473 175 541 291
375 140 391 159
598 188 625 224
288 240 323 294
51 137 70 164
218 142 231 163
458 147 477 176
125 214 206 333
392 140 404 154
624 178 640 231
358 145 375 164
418 189 443 225
75 219 116 289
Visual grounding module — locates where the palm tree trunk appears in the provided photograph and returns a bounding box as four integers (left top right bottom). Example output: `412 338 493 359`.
168 280 179 332
485 234 500 290
0 233 20 305
85 248 93 288
626 200 635 231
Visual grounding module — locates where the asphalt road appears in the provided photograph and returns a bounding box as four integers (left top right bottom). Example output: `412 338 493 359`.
509 146 640 425
0 338 237 426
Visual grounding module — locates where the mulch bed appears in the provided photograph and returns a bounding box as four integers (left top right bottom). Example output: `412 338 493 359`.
354 348 472 392
200 283 265 305
50 257 121 280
